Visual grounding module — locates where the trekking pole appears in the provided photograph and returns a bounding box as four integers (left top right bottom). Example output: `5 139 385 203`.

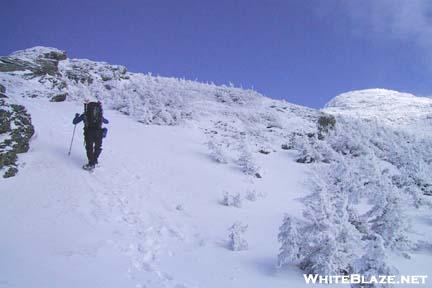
68 124 77 156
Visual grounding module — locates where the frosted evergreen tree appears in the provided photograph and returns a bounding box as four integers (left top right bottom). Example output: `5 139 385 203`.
237 143 260 177
294 134 319 163
347 207 369 235
207 139 227 163
300 231 344 275
369 191 411 252
245 189 259 201
353 235 398 288
221 191 242 208
228 222 248 251
282 163 363 275
278 215 301 267
293 132 336 164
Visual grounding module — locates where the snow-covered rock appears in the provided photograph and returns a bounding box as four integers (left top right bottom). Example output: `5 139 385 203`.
0 46 66 76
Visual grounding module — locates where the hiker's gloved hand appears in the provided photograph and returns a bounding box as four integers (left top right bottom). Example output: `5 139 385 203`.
73 113 81 125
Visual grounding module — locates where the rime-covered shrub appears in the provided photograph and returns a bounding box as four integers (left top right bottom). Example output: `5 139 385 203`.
237 144 261 177
352 235 398 288
285 166 362 275
207 139 227 163
317 113 336 139
228 222 248 251
281 114 431 278
221 191 242 208
278 215 301 267
294 133 334 164
368 191 412 251
292 116 432 204
245 189 258 201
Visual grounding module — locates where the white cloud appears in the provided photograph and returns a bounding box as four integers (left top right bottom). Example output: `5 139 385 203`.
340 1 432 58
358 0 432 42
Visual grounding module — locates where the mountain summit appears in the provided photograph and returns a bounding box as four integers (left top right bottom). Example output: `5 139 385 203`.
324 88 432 130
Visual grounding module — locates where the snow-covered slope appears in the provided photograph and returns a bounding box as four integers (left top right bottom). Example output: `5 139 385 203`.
0 47 319 168
1 47 432 287
0 98 317 288
0 47 323 287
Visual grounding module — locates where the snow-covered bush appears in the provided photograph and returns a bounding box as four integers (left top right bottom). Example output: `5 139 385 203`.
352 235 398 288
221 191 242 208
278 215 301 267
281 115 432 277
245 189 266 201
279 165 362 275
245 189 257 201
292 116 432 206
228 222 248 251
207 138 227 163
294 133 334 164
282 132 301 150
317 113 336 139
237 144 261 178
368 190 411 251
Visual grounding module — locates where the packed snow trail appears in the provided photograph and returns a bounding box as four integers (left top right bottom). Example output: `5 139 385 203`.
0 99 324 288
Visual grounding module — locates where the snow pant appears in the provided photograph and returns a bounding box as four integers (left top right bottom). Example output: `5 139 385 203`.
84 128 103 165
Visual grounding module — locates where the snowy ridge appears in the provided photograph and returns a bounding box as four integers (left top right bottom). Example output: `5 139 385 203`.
0 46 321 175
1 47 319 149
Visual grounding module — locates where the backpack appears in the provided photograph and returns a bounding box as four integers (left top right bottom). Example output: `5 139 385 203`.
84 102 103 128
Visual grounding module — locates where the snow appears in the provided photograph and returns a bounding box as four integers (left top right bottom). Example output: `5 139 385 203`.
1 47 432 287
323 89 432 133
0 98 322 288
10 46 65 63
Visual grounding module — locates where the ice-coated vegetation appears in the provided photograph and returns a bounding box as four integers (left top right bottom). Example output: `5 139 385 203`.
221 191 243 208
278 109 432 282
228 221 248 251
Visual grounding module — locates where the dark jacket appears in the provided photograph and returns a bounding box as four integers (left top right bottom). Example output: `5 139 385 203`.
73 113 109 125
73 113 109 137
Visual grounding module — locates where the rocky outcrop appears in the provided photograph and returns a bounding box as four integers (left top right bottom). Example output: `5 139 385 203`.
0 57 35 72
64 68 94 84
62 59 127 85
317 113 336 139
43 50 67 61
50 93 67 102
0 47 67 76
0 84 6 98
0 99 34 178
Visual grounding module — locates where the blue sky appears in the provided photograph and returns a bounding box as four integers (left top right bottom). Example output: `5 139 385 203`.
1 0 431 108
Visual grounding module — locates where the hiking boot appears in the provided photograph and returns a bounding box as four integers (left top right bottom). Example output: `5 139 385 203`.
83 163 95 170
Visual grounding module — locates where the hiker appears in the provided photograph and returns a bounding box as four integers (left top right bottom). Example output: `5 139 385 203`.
72 101 109 170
